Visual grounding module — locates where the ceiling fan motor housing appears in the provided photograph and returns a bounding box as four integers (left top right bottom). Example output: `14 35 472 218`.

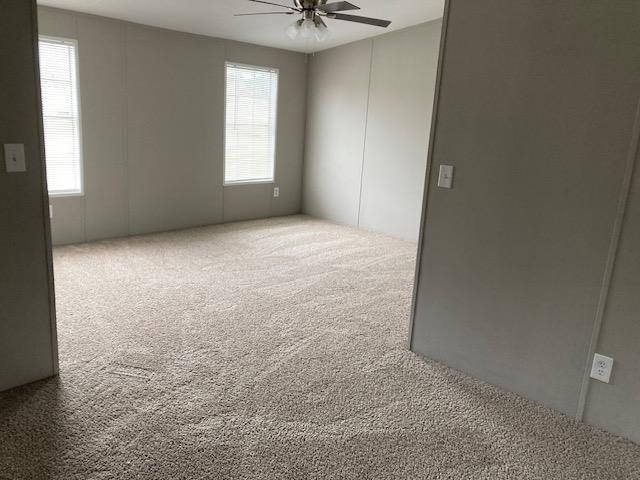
297 0 323 19
296 0 324 10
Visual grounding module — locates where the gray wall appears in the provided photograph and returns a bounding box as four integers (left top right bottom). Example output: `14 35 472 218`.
0 0 58 391
303 20 442 241
38 7 307 245
411 0 640 441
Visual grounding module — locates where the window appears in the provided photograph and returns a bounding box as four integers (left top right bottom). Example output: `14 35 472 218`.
224 63 278 185
39 36 83 196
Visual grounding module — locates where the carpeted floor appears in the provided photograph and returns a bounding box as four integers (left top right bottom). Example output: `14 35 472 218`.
1 215 639 479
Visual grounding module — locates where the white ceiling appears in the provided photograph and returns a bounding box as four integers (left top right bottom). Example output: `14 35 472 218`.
37 0 444 53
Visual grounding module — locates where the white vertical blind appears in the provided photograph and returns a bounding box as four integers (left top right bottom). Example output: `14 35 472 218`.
225 63 278 184
39 37 83 195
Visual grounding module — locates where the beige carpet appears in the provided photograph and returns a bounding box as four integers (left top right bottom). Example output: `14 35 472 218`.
0 215 639 479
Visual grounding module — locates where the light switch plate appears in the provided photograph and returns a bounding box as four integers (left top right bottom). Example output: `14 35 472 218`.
438 164 454 189
590 353 614 383
4 144 26 172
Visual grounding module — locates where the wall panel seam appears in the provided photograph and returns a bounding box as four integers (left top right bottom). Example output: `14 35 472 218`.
222 41 227 223
356 39 374 228
67 11 87 243
122 23 131 237
575 97 640 420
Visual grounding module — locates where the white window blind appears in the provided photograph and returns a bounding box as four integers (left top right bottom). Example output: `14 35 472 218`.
39 37 83 196
225 63 278 184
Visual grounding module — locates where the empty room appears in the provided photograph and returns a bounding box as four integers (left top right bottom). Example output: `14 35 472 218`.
1 0 640 478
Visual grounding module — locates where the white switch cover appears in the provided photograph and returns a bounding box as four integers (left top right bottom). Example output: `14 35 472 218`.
590 353 614 383
438 164 454 189
4 144 26 172
273 187 280 198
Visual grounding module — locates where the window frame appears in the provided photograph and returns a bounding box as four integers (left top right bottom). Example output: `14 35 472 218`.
39 35 85 198
223 61 279 186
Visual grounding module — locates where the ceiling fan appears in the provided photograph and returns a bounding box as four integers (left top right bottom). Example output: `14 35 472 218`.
235 0 392 42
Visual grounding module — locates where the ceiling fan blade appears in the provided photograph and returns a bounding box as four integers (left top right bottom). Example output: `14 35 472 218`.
248 0 299 10
327 13 391 27
235 11 295 16
314 15 328 28
317 1 360 13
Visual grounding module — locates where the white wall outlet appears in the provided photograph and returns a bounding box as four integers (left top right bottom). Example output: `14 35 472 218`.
438 164 454 189
4 143 26 172
273 187 280 198
590 353 614 383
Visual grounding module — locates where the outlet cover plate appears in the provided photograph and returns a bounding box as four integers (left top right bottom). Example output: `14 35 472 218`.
590 353 614 383
4 143 26 172
438 164 454 189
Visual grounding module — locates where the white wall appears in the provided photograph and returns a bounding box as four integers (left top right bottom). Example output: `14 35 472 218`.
0 0 57 391
303 20 442 241
411 0 640 441
38 7 308 245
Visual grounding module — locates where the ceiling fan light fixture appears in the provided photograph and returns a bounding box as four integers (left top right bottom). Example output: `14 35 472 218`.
299 18 315 39
314 26 329 42
313 15 330 42
285 17 315 41
285 19 302 39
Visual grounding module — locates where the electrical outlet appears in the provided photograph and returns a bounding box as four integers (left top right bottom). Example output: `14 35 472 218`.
590 353 614 383
4 143 26 172
273 187 280 198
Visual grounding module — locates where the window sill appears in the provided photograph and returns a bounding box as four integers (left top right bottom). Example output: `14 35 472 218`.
48 192 84 199
223 180 275 187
